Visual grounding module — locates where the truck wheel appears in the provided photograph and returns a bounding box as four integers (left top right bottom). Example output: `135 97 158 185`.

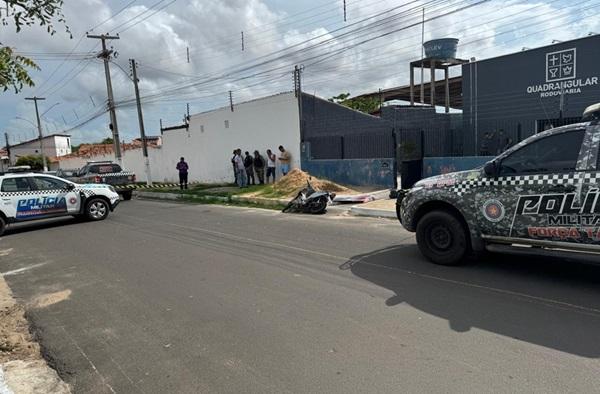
121 191 133 201
86 198 110 221
416 210 468 266
0 216 5 236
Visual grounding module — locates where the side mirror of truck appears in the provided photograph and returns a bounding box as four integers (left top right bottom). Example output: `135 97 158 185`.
65 183 75 191
483 161 498 177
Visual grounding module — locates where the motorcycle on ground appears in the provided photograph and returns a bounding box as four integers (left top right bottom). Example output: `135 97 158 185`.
282 180 335 214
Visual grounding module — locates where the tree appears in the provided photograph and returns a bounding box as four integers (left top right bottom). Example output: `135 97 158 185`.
15 154 44 170
1 0 70 93
329 92 381 114
101 137 114 145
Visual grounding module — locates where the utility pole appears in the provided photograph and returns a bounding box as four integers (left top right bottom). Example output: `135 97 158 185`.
420 7 425 105
229 91 234 112
130 59 152 186
87 33 122 165
294 65 304 141
4 132 10 166
24 96 48 172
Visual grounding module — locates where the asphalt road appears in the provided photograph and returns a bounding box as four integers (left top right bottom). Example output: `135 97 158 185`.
2 200 600 393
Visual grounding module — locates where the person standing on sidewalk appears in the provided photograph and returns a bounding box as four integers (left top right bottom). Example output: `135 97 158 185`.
176 157 189 190
278 145 291 176
231 150 238 184
266 149 276 183
234 149 247 188
244 151 255 185
253 150 265 184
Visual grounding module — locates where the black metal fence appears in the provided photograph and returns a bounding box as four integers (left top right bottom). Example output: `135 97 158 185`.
306 128 465 161
306 132 395 160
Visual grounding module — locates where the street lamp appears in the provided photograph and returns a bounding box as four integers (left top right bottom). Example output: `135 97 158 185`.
41 102 60 117
15 116 37 129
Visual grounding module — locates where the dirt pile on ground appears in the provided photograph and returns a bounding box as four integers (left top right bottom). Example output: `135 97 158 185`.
0 299 40 363
272 168 354 197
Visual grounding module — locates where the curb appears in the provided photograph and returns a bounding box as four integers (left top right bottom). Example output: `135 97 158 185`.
134 191 286 206
349 206 397 219
230 195 288 206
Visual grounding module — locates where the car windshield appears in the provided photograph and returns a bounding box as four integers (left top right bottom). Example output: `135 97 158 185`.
89 164 122 174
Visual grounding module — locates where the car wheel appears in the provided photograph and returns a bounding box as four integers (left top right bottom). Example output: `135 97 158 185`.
121 191 133 201
86 198 110 221
416 210 468 266
0 216 5 236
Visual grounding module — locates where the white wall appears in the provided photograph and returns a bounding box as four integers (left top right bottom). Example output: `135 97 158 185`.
161 92 301 183
56 92 301 184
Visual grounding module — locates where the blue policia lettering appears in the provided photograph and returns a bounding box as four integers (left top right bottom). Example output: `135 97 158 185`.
16 196 67 218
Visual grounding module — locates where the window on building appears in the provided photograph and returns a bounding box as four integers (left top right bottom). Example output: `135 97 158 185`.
499 129 585 175
1 177 32 192
224 120 229 129
200 125 205 133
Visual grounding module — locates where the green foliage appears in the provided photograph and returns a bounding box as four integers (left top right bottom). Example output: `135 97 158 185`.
0 46 40 92
15 154 44 170
2 0 70 35
71 144 80 153
1 0 70 93
329 92 381 114
101 137 114 145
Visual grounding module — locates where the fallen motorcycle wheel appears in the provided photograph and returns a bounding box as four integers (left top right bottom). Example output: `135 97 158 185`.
306 197 328 214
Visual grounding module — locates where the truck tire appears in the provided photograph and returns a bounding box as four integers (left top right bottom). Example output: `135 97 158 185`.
416 210 468 266
121 191 133 201
85 198 110 221
0 216 5 236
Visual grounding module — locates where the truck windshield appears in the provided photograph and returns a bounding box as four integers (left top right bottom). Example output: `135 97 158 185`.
89 164 122 174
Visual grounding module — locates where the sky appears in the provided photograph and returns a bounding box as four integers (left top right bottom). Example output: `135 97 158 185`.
0 0 598 146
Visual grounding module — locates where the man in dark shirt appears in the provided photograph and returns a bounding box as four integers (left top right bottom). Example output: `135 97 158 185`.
244 151 255 185
176 157 189 190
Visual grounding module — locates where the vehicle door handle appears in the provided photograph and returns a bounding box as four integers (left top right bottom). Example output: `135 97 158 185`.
548 184 576 193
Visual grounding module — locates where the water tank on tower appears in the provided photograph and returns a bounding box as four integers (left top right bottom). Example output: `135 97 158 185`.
423 38 459 59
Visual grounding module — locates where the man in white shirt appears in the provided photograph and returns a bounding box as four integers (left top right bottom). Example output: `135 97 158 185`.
234 149 247 188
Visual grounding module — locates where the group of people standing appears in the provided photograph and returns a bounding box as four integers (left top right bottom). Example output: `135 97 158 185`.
231 145 291 188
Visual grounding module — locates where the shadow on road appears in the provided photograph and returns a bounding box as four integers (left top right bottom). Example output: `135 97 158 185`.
341 245 600 358
4 217 83 236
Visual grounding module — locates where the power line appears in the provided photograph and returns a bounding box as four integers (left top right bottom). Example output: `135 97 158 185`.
117 0 177 34
89 0 137 32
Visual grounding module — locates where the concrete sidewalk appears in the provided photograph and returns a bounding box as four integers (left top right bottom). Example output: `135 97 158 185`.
349 199 397 219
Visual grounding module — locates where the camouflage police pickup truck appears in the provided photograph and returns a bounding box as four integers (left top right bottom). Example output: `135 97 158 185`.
397 103 600 265
71 161 136 201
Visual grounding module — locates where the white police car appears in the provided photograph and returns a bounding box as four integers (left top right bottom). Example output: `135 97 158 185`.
0 172 120 235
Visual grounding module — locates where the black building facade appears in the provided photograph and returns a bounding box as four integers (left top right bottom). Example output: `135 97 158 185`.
462 34 600 155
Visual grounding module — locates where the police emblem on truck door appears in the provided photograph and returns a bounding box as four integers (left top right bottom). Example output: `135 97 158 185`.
475 129 587 241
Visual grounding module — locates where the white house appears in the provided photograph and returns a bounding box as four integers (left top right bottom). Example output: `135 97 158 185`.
9 134 72 163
